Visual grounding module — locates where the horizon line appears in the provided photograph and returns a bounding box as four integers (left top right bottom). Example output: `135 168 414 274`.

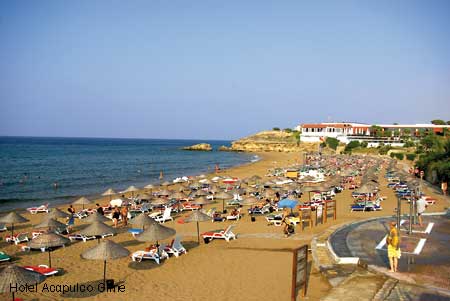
0 135 235 142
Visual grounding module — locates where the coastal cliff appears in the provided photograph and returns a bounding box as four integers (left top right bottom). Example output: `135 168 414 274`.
224 130 319 152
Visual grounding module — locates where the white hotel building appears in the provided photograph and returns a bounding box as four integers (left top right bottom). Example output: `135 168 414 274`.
294 122 449 146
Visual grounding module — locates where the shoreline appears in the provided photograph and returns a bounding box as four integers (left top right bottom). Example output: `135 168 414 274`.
0 151 262 214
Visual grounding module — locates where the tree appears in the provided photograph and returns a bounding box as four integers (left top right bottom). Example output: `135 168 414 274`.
394 153 404 160
431 119 446 125
394 130 400 137
383 130 392 137
420 134 443 152
403 128 411 136
283 128 292 133
447 121 450 125
273 127 280 131
370 125 383 137
360 141 368 148
406 153 417 161
292 130 301 146
325 137 339 150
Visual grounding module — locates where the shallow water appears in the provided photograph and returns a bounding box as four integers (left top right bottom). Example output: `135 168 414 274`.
0 137 254 210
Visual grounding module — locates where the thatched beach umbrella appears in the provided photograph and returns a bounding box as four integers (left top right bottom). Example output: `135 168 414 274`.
129 213 156 230
0 212 29 238
80 221 116 243
73 197 92 210
157 189 172 197
83 212 110 223
170 191 188 200
46 208 70 220
123 185 139 198
355 185 374 194
136 223 176 244
215 191 233 212
161 181 171 187
35 218 66 232
185 211 210 244
102 188 117 202
151 198 170 206
135 223 176 256
138 193 153 201
241 196 259 207
144 184 155 193
0 264 46 301
195 189 208 197
28 232 70 267
192 196 211 208
81 240 129 287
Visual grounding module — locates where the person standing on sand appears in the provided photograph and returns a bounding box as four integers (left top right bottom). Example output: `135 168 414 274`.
112 207 120 228
415 196 427 227
441 181 447 196
386 221 401 272
121 206 128 226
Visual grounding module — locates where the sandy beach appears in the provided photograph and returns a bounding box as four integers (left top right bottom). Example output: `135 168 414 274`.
1 151 448 301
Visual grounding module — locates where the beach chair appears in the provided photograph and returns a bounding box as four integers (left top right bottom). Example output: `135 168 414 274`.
32 230 45 239
180 202 201 211
202 225 236 242
226 208 241 221
5 232 29 245
73 210 88 219
68 234 97 242
0 223 7 232
0 251 11 262
23 265 59 276
164 236 187 257
26 203 49 214
153 207 173 223
131 246 168 264
128 228 143 237
265 214 283 226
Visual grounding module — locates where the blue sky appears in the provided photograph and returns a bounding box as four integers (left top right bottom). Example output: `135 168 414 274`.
1 1 449 140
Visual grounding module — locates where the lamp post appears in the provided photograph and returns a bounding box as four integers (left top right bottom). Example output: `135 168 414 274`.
396 194 401 232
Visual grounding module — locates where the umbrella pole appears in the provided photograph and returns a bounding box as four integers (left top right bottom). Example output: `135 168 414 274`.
222 200 225 213
11 223 14 239
12 291 14 301
103 260 107 287
48 250 52 268
196 221 200 245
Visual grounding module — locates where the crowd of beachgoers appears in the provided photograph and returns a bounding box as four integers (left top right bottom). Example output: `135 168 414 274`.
0 151 447 301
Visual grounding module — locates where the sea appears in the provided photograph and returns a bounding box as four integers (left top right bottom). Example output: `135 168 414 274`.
0 137 257 211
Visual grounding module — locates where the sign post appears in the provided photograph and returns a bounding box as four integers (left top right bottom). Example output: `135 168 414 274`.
291 244 308 300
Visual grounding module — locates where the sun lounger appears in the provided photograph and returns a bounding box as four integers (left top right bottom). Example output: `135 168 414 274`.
202 225 236 242
226 208 241 220
5 232 29 245
23 265 59 276
68 233 113 242
164 236 187 257
0 223 7 232
0 251 11 262
265 214 283 226
26 203 49 214
131 245 169 264
153 207 173 223
180 202 201 211
74 210 88 219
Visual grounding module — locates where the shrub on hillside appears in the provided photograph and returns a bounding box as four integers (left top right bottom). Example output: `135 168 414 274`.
406 153 417 161
394 153 404 160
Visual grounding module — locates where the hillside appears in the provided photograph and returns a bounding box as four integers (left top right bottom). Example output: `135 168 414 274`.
223 130 320 152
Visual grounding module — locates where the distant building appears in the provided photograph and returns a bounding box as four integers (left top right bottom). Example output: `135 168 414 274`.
296 122 449 146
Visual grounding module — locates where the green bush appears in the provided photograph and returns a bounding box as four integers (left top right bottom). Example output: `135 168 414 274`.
404 141 415 147
360 141 368 148
325 137 339 150
406 153 417 161
378 145 391 155
273 127 280 131
390 152 396 158
394 153 404 160
283 128 292 133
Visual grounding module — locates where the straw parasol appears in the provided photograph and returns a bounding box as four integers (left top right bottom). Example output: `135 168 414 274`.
170 191 188 200
34 218 66 231
102 188 117 202
135 223 176 257
355 185 374 194
0 264 46 301
161 181 171 187
28 232 70 267
185 211 210 244
144 184 155 192
81 240 130 287
129 213 156 230
151 198 170 206
0 212 29 238
214 192 233 212
241 196 259 206
195 190 208 197
46 208 70 219
157 189 172 197
80 221 116 242
83 212 110 223
138 193 152 201
122 185 139 197
192 196 211 208
135 223 176 244
73 197 92 210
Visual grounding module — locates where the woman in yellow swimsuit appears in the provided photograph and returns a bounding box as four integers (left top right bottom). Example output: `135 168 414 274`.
386 221 401 272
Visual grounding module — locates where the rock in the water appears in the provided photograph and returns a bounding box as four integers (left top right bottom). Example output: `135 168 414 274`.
182 143 212 151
